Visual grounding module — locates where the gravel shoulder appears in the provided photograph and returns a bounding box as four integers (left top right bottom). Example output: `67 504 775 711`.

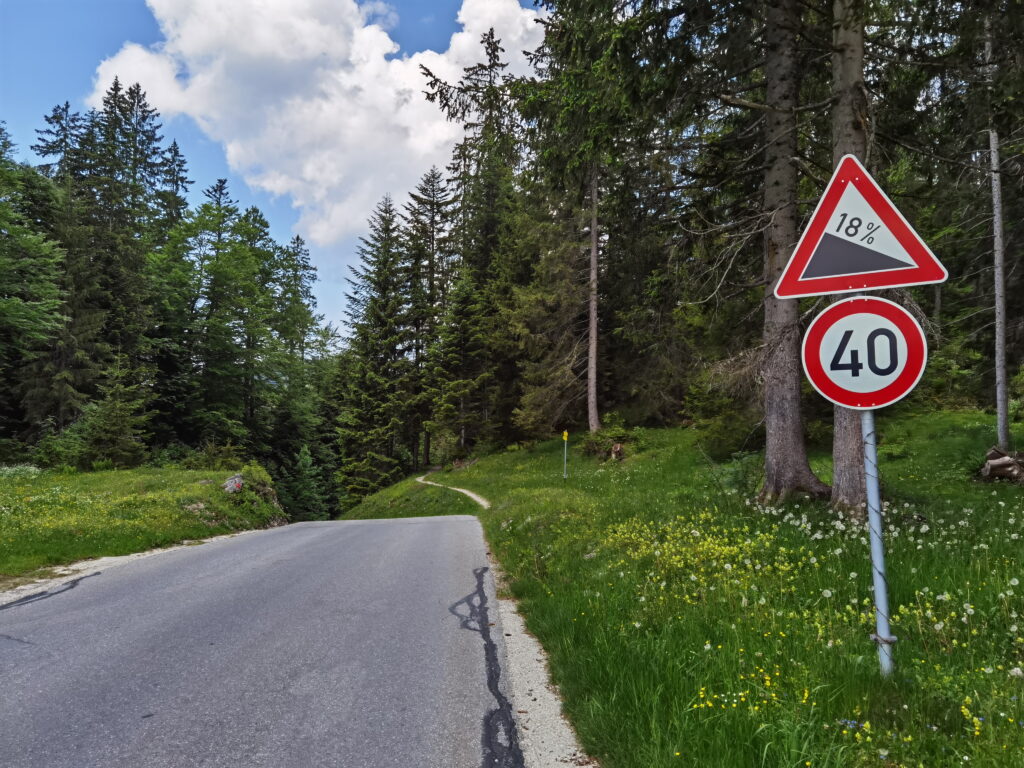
497 589 597 767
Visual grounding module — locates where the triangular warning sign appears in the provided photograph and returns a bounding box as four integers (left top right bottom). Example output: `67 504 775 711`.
774 155 947 298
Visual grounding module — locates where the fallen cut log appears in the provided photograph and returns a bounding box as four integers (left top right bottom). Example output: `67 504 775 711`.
986 446 1009 462
981 447 1024 483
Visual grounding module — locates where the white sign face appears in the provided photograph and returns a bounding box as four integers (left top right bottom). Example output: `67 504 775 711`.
818 312 909 393
815 183 915 269
802 296 928 410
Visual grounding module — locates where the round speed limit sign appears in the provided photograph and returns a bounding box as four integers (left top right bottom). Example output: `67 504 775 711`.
802 296 927 410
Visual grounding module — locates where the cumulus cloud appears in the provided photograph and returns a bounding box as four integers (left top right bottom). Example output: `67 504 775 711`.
90 0 544 248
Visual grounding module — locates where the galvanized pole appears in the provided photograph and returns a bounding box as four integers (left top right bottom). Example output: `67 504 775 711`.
563 439 568 480
861 409 895 676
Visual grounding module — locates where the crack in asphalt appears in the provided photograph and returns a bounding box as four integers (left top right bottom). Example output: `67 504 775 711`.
0 573 100 612
450 566 525 768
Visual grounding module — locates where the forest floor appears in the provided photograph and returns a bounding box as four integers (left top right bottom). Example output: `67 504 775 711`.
0 467 285 590
348 409 1024 768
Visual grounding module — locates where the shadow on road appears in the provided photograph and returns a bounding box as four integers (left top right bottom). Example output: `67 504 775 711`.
0 572 100 612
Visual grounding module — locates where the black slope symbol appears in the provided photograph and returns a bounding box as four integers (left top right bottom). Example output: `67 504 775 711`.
801 233 912 279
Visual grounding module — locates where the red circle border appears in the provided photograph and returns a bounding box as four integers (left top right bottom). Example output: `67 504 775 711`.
802 296 927 410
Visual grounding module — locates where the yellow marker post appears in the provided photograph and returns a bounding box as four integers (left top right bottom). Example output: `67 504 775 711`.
562 431 568 479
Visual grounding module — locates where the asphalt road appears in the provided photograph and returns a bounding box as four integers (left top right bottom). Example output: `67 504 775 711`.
0 516 523 768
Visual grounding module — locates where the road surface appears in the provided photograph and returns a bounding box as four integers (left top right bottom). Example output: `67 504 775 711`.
0 516 522 768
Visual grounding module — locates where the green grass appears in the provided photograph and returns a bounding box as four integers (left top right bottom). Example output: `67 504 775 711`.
0 466 286 582
350 409 1024 768
344 474 480 519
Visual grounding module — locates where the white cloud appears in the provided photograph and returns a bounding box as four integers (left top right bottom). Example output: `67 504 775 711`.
90 0 545 247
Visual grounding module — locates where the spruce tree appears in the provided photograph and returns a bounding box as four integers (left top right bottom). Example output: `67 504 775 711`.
426 274 492 455
154 140 191 241
278 445 329 521
335 197 411 505
0 126 64 447
402 167 453 465
423 31 526 443
79 356 152 469
25 106 109 430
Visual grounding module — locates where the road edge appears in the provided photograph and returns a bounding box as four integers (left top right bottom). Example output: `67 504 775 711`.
0 528 265 608
494 588 598 767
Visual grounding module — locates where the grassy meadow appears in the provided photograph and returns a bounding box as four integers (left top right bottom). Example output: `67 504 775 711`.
0 465 286 586
350 409 1024 768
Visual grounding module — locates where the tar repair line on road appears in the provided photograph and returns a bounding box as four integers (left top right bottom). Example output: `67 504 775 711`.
418 473 597 768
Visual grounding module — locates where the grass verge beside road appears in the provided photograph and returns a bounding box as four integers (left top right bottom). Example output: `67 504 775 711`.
350 410 1024 767
345 474 480 520
0 466 285 587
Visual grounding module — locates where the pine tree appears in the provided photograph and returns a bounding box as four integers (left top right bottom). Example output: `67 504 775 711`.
760 0 830 500
830 0 869 509
154 139 191 241
79 356 152 469
402 167 453 465
189 179 247 445
0 125 64 447
89 79 164 355
335 197 411 505
278 445 329 521
520 3 636 433
273 235 319 359
25 106 109 430
423 31 526 443
426 274 493 454
508 185 588 436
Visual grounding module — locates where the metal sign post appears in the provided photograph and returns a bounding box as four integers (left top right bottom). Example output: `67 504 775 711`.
786 154 948 678
861 409 895 676
562 431 568 479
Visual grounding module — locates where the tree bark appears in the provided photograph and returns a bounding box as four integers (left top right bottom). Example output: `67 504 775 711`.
761 0 829 500
830 0 868 509
587 169 602 433
986 20 1011 451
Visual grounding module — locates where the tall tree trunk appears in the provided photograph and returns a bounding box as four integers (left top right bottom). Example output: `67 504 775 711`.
830 0 868 509
986 19 1011 451
761 0 830 500
587 169 602 433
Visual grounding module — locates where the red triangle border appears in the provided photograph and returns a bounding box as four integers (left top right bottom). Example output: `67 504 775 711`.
774 155 948 299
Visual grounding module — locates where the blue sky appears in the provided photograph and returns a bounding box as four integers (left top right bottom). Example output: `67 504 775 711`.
0 0 542 328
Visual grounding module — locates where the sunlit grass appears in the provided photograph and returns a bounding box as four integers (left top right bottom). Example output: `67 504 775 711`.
352 409 1024 767
0 467 284 579
344 474 479 519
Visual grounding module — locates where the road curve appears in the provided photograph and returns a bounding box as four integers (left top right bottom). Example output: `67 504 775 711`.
0 516 522 768
416 475 491 509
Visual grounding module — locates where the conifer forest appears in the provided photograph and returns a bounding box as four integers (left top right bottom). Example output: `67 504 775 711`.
2 0 1022 519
